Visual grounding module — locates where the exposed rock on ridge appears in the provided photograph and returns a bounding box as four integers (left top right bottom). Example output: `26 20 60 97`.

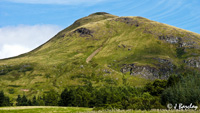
120 58 175 79
158 35 196 48
184 57 200 68
73 27 93 37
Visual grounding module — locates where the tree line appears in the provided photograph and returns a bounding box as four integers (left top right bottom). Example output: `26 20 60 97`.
1 71 200 110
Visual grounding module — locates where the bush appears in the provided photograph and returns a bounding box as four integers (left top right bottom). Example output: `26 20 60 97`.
176 47 185 58
161 72 200 105
144 79 167 96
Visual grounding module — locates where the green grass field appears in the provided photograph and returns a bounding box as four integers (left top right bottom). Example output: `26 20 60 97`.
0 106 199 113
0 106 92 113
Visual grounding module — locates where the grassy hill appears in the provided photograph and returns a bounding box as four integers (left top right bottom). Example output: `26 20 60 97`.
0 12 200 99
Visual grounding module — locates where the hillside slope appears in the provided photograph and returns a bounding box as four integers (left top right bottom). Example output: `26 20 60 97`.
0 12 200 98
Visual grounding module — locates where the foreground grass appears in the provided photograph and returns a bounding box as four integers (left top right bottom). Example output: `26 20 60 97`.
0 107 199 113
84 110 199 113
0 106 92 113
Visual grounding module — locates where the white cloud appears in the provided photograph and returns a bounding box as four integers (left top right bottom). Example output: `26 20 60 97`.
0 44 30 59
0 25 62 59
6 0 106 5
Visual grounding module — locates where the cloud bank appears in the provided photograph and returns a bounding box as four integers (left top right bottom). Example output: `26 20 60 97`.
6 0 106 5
0 44 30 59
0 25 62 59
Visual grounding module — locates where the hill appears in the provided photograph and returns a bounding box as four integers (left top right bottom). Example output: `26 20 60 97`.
0 12 200 98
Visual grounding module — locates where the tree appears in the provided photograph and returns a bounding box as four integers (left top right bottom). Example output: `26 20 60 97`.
59 88 77 106
75 86 91 107
0 91 11 106
144 79 167 96
44 90 59 106
16 95 22 106
27 100 32 106
21 95 28 106
167 74 179 87
16 95 32 106
32 96 38 106
161 72 200 105
0 91 4 106
37 96 45 106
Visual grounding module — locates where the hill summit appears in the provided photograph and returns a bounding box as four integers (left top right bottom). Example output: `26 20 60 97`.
1 12 200 97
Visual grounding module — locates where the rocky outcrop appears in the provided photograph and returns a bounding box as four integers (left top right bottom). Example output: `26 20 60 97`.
120 64 160 79
154 58 175 79
184 57 200 68
158 35 196 48
154 58 174 71
179 41 195 48
159 35 181 44
120 58 175 79
115 17 139 27
73 27 93 37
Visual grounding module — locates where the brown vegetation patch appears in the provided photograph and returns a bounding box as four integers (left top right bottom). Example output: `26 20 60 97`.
115 17 139 27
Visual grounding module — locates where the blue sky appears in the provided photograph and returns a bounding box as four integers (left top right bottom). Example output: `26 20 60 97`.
0 0 200 59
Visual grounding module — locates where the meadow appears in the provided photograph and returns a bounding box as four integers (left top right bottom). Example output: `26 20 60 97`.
0 106 199 113
0 106 92 113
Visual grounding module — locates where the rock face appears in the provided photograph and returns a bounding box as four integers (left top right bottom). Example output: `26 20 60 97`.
179 41 195 48
120 58 175 79
184 57 200 68
158 35 196 48
120 64 159 79
74 27 93 37
159 35 181 44
154 58 175 78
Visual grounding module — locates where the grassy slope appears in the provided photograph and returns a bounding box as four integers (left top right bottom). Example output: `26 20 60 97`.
0 13 200 99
